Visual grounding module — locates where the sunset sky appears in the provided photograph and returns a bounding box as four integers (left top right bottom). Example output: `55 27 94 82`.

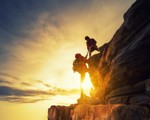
0 0 135 120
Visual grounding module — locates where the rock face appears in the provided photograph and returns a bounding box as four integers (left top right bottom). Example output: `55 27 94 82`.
72 104 149 120
48 0 150 119
48 104 150 120
88 0 150 105
48 105 73 120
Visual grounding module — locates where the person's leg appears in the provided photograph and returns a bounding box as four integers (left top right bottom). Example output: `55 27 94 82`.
88 47 92 57
80 73 85 98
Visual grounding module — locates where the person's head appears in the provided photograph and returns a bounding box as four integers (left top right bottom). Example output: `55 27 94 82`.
85 36 90 41
75 53 81 58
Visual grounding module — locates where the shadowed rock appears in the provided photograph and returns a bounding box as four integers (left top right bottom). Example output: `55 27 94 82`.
88 0 150 105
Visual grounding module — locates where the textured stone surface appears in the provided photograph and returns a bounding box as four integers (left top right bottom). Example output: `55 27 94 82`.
87 0 150 104
48 104 150 120
48 105 73 120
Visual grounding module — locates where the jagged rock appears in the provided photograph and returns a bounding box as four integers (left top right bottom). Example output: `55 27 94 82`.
48 104 150 120
77 94 104 105
48 105 73 120
73 104 150 120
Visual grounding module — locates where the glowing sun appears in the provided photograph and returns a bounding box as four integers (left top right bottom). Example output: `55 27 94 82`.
82 73 94 96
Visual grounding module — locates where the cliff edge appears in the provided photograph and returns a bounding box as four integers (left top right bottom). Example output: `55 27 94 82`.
48 0 150 119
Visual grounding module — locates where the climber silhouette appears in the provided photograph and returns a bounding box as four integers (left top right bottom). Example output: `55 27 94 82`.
85 36 99 58
73 53 88 98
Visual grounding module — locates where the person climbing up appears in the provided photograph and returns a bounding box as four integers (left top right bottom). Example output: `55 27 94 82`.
85 36 99 58
73 53 88 98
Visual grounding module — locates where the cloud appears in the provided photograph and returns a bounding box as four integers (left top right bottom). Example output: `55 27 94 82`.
35 80 52 88
20 82 33 86
0 86 51 96
0 79 12 84
35 80 80 95
0 96 48 103
0 72 19 80
0 85 79 103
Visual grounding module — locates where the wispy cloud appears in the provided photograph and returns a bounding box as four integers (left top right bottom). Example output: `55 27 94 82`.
0 85 79 103
0 72 19 80
0 96 48 103
20 82 33 86
35 80 52 88
0 86 51 96
0 79 12 84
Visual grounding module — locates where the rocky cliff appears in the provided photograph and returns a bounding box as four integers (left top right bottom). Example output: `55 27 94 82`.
88 0 150 105
48 104 149 120
48 0 150 119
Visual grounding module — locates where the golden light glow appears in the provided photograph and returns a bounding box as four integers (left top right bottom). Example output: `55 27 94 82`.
82 73 94 96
